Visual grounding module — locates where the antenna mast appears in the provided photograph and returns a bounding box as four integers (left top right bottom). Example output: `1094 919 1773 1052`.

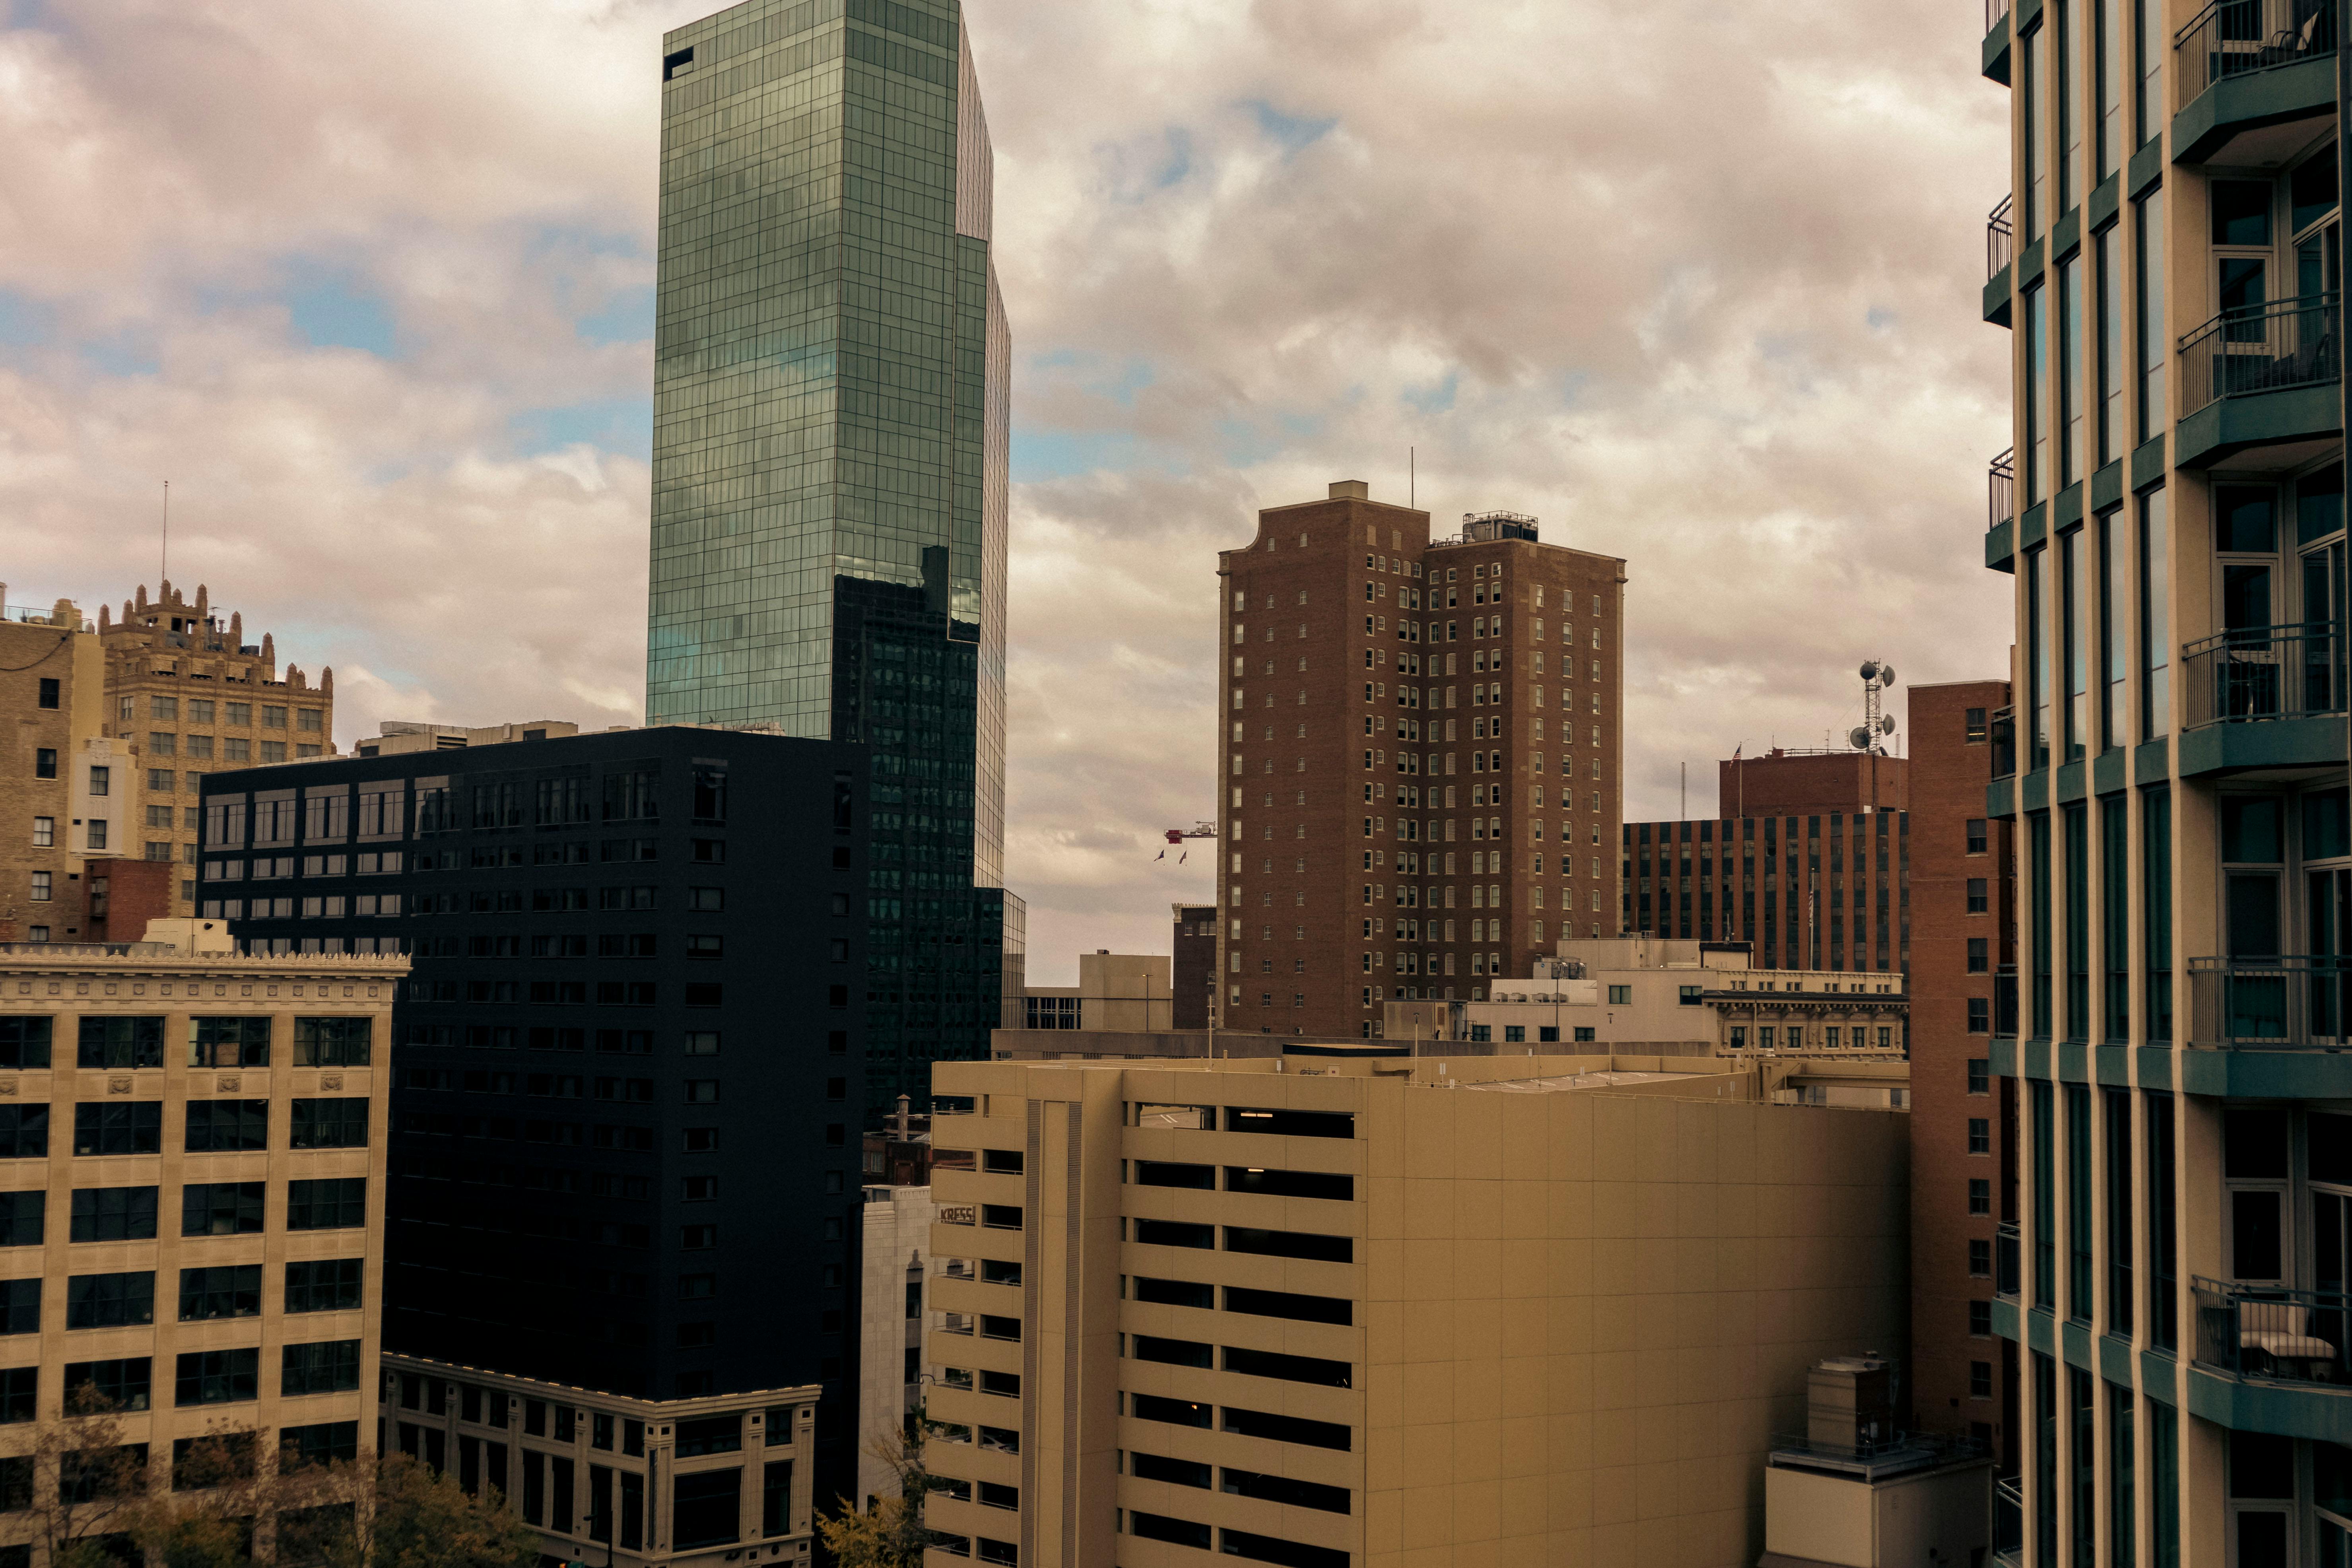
160 480 169 587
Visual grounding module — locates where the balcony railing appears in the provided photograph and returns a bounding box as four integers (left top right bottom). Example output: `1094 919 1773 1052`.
2189 956 2352 1047
2194 1276 2352 1385
2175 0 2338 109
1987 448 2015 529
1988 707 2017 781
1988 0 2013 28
1987 197 2014 282
2179 293 2340 417
1993 1475 2024 1568
1997 1221 2021 1302
2183 623 2348 728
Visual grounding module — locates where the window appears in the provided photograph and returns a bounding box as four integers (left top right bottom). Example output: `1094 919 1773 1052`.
294 1018 370 1067
31 818 50 849
91 765 113 793
63 1358 149 1413
284 1259 363 1313
291 1100 367 1149
1967 878 1989 914
75 1102 162 1156
80 1017 164 1069
1970 1300 1995 1336
177 1265 261 1322
36 679 56 710
281 1341 361 1397
175 1349 259 1407
181 1182 264 1237
188 1016 270 1068
1969 1239 1993 1277
183 1101 267 1153
1969 1118 1991 1155
1970 1361 1994 1399
1968 998 1991 1034
0 1019 50 1070
1966 818 1987 855
1970 1178 1992 1215
27 871 48 903
1969 1058 1990 1094
1968 937 1990 973
33 750 54 780
64 1272 150 1329
286 1179 365 1231
1606 985 1631 1005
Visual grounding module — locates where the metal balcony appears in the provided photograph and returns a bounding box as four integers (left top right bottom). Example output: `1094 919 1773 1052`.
1992 1475 2024 1568
2179 293 2340 420
2184 623 2348 727
2194 1276 2352 1386
2189 957 2352 1048
1996 1221 2021 1303
1988 708 2017 782
2175 0 2337 110
1986 198 2014 283
1987 448 2015 529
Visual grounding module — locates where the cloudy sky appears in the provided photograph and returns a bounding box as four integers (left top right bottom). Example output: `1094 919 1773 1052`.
0 0 2015 982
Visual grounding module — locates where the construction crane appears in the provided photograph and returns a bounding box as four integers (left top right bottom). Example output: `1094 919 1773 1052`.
1156 821 1217 864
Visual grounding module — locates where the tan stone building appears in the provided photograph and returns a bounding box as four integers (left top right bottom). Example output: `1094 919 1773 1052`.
0 919 402 1560
919 1049 1909 1567
1010 952 1175 1034
375 1354 821 1568
1217 485 1628 1041
1389 937 1909 1062
0 582 335 939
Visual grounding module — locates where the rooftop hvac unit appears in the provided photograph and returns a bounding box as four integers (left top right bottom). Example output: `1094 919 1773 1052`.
1806 1355 1898 1456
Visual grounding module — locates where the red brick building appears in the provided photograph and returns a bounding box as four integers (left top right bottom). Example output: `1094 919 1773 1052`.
1905 678 2015 1451
1215 482 1627 1038
1719 746 1909 818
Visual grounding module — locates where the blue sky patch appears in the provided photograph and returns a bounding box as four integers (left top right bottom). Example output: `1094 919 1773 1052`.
513 395 653 460
1247 101 1336 155
577 284 655 346
0 291 56 349
284 264 397 357
1402 373 1458 416
1012 427 1154 483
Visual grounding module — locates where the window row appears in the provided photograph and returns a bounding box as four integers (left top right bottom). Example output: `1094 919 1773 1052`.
0 1259 361 1328
0 1016 372 1071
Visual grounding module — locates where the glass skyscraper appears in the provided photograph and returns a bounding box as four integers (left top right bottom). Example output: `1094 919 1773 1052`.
650 0 1017 1114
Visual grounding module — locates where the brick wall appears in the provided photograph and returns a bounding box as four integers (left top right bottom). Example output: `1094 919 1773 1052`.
1215 490 1625 1039
1905 679 2014 1444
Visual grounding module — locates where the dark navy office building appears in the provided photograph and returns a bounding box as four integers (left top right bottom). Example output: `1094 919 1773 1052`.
196 728 888 1489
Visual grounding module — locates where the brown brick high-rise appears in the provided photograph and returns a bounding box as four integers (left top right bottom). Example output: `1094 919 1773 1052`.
1905 678 2015 1452
1214 482 1626 1040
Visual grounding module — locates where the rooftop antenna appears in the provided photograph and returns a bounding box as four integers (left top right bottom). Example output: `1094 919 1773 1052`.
1409 446 1415 511
1850 660 1900 813
159 480 169 587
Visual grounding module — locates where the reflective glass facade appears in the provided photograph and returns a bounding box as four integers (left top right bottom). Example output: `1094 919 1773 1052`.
651 0 1013 1113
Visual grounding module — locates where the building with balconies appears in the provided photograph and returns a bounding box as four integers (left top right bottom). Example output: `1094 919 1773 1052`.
1977 0 2350 1558
918 1050 1910 1567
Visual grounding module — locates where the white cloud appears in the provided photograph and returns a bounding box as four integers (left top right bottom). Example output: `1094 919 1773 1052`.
2 0 2013 986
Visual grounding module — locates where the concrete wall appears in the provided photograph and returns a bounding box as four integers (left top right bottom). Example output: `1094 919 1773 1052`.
923 1052 1911 1568
857 1183 938 1509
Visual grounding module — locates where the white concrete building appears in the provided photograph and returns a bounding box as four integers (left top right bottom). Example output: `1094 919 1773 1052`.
1387 936 1908 1058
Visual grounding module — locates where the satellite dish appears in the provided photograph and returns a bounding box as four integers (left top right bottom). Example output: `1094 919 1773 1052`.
1878 664 1897 688
1848 726 1873 750
1859 660 1880 682
1879 714 1897 735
